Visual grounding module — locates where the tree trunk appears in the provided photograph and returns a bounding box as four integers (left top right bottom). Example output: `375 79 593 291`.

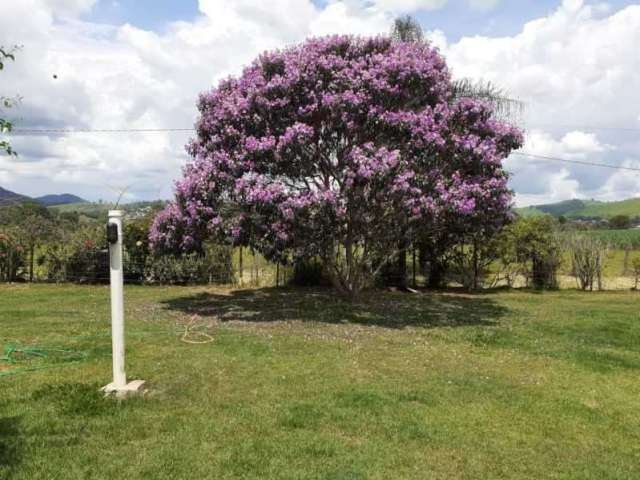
472 239 479 290
412 247 417 288
396 237 408 288
623 248 630 275
427 258 446 289
252 249 257 285
29 244 35 283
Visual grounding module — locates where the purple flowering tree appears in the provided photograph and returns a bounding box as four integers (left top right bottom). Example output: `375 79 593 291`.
151 35 522 297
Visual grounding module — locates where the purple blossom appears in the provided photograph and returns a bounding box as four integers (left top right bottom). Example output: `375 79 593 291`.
150 35 523 293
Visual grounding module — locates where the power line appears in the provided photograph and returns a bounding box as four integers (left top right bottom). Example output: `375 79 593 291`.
512 152 640 172
11 128 195 134
8 122 640 135
526 123 640 133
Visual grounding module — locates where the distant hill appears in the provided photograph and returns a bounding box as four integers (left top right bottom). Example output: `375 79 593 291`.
515 198 640 220
35 193 86 206
49 200 166 220
572 198 640 218
534 199 590 217
0 186 32 207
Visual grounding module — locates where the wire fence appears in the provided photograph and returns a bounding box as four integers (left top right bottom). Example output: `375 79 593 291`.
4 247 298 288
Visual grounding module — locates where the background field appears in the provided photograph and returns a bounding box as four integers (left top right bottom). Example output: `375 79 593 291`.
2 284 640 479
515 197 640 219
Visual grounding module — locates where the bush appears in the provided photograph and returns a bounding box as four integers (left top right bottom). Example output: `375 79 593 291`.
449 237 497 290
609 215 631 230
0 231 25 281
44 225 109 283
144 248 234 286
290 258 329 287
495 216 561 289
569 236 608 291
632 257 640 290
531 251 561 290
143 254 208 285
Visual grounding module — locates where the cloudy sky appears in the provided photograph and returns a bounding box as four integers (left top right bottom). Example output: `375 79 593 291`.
0 0 639 206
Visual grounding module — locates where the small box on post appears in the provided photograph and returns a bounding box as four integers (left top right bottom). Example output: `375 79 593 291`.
102 210 146 398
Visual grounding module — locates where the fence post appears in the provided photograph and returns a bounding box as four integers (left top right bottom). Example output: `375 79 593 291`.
412 247 417 288
102 210 145 397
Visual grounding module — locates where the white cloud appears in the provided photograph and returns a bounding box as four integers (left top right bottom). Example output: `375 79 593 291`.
439 1 640 206
372 0 448 13
1 0 639 207
466 0 500 11
42 0 98 17
513 169 582 207
310 2 391 36
561 131 608 154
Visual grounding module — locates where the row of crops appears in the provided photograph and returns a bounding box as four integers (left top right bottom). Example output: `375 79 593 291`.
569 229 640 249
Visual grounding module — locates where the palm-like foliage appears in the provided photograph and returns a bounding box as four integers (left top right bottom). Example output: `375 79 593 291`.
391 17 523 124
451 78 523 124
391 15 424 42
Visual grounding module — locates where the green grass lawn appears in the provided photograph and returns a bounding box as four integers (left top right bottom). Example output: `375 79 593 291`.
1 284 640 479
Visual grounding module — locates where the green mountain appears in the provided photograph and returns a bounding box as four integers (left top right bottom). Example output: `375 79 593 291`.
515 198 640 219
0 186 31 207
35 194 86 206
0 187 86 207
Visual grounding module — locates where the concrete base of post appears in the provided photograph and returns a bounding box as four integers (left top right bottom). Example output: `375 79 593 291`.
101 379 147 399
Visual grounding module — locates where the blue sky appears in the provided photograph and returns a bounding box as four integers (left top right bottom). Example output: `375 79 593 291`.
85 0 637 39
85 0 200 31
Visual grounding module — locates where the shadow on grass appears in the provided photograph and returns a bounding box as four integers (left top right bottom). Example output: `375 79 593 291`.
0 416 23 478
161 287 508 329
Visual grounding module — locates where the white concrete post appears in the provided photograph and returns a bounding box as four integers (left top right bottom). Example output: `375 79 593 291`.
102 210 145 397
108 210 127 388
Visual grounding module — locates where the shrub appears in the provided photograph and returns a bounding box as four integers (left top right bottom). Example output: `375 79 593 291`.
144 247 233 286
0 230 25 281
291 258 329 287
44 225 108 283
144 254 209 285
569 236 608 291
632 257 640 290
609 215 631 230
449 237 499 290
495 216 561 289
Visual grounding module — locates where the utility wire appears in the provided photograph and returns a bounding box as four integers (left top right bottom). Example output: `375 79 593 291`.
527 123 640 133
512 152 640 172
11 128 195 134
9 123 640 135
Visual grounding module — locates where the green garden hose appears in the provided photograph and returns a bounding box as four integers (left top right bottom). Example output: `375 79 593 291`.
0 343 88 378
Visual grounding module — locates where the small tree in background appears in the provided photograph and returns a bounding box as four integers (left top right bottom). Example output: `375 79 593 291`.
495 216 561 289
632 256 640 290
449 234 497 290
13 202 54 282
609 215 631 230
1 46 19 156
391 16 424 42
570 236 608 291
0 229 25 281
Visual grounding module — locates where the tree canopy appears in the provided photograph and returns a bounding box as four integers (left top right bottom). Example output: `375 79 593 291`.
0 46 18 156
151 35 523 296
